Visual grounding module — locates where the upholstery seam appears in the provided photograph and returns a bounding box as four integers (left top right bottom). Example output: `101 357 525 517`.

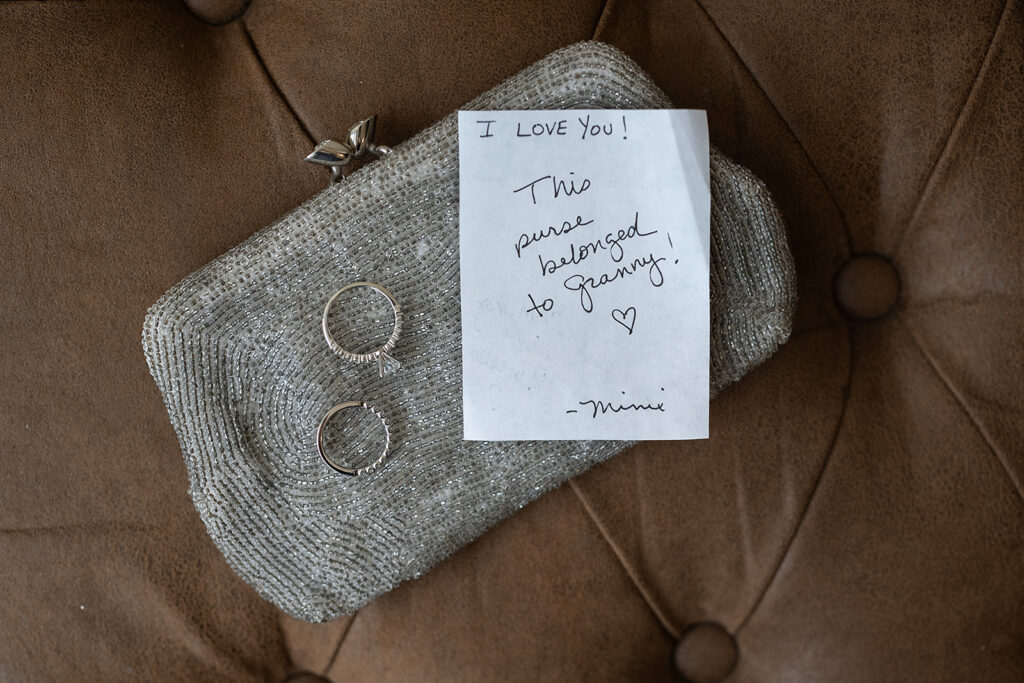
734 325 854 634
897 312 1024 506
690 0 853 257
591 0 618 40
239 20 317 146
321 612 358 677
569 478 682 640
892 0 1015 260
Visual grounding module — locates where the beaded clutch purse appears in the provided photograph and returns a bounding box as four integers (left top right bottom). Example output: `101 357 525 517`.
142 41 795 622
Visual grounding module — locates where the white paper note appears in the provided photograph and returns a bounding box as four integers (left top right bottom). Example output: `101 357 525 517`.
458 109 710 441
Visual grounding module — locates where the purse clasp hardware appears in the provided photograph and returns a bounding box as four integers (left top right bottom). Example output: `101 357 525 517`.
304 114 392 183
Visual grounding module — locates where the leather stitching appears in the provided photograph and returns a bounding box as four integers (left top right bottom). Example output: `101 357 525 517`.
592 0 618 40
691 0 853 256
898 312 1024 505
239 20 317 146
892 0 1016 259
569 478 682 640
322 613 358 677
734 326 854 634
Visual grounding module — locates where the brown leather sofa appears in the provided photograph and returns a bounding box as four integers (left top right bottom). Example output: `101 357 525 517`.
2 1 1021 681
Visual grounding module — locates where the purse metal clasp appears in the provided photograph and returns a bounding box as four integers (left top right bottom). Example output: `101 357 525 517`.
304 114 392 183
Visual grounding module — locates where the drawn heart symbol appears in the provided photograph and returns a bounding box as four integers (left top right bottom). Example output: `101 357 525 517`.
611 307 636 335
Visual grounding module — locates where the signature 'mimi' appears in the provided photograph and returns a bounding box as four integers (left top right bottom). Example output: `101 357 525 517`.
566 390 666 419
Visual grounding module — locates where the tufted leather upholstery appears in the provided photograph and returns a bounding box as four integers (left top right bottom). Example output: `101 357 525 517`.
1 1 1021 680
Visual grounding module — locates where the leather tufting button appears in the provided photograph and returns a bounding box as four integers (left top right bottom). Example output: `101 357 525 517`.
834 253 900 320
673 622 738 683
182 0 251 25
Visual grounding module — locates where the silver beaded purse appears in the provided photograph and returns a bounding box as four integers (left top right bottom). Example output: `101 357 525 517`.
142 41 796 622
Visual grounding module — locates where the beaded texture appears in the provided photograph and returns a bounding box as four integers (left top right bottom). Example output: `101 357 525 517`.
142 41 796 622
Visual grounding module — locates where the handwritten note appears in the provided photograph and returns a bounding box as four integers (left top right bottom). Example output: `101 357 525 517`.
458 109 709 441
